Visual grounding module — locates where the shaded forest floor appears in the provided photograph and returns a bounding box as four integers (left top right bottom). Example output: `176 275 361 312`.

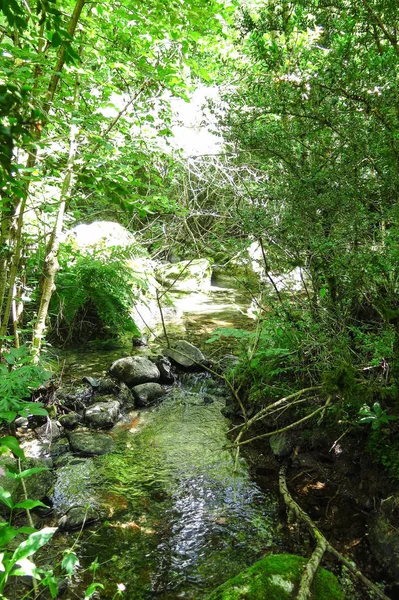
241 426 399 599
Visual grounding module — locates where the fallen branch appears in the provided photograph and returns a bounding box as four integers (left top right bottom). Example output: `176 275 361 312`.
234 386 322 446
230 397 331 449
297 538 327 600
279 465 390 600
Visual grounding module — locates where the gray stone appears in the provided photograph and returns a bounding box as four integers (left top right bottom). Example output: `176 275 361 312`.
109 356 160 386
67 431 115 456
58 413 83 430
35 420 63 444
132 335 147 347
369 496 399 579
163 340 206 368
82 376 101 388
22 458 54 502
132 383 165 407
117 383 135 409
218 354 239 373
150 355 175 384
0 456 53 505
269 432 293 459
49 437 71 460
58 505 100 530
57 385 93 410
84 399 120 429
95 377 120 396
155 258 211 292
51 459 99 515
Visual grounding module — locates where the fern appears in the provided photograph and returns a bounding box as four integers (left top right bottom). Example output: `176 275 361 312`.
50 245 144 344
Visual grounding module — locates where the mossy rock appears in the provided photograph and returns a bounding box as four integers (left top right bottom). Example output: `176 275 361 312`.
205 554 343 600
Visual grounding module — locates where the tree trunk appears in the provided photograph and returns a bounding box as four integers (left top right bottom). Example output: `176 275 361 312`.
0 0 86 350
32 77 80 356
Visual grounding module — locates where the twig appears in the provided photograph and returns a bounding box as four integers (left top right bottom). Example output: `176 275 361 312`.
279 465 390 600
156 290 170 348
231 397 330 449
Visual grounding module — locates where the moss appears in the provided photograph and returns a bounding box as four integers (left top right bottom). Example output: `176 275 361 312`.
205 554 343 600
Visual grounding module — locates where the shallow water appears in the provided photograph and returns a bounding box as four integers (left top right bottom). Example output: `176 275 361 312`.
51 287 280 599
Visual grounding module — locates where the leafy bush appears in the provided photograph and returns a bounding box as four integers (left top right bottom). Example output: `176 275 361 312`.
50 245 145 344
0 346 51 423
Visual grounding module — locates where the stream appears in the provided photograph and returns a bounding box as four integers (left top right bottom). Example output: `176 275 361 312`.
50 286 282 599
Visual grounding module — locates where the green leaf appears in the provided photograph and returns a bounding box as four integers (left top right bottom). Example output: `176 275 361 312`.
12 527 57 561
61 551 80 575
16 467 49 480
0 488 13 509
16 527 36 535
12 557 40 578
0 436 25 459
22 404 48 417
319 288 328 298
84 583 104 599
51 31 62 48
0 525 19 546
0 412 17 423
14 499 48 510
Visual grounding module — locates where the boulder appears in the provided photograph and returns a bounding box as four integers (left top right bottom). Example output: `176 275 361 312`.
58 413 83 430
132 383 165 407
23 458 54 502
68 221 136 253
48 437 70 460
269 433 293 459
87 377 135 409
150 355 175 384
163 340 206 368
84 399 120 429
35 421 63 444
51 458 99 515
0 455 53 504
109 356 160 386
205 554 343 600
58 505 100 530
369 496 399 580
155 258 212 292
93 377 120 396
67 431 115 456
56 385 93 411
117 383 136 409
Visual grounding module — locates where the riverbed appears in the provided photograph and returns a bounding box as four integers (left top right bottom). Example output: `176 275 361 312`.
49 286 282 599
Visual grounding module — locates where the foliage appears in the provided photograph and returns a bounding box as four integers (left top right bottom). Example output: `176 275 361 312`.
367 430 399 481
359 402 397 430
0 436 57 598
0 346 51 422
49 245 144 344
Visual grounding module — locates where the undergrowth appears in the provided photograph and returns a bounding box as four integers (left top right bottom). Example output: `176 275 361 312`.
49 244 144 345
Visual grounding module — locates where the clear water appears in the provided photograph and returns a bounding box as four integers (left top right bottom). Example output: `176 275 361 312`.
51 287 280 599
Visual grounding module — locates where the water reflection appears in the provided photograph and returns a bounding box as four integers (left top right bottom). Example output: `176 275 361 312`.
71 381 279 599
52 288 276 599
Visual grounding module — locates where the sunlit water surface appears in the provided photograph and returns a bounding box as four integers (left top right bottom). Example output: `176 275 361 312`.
50 287 280 599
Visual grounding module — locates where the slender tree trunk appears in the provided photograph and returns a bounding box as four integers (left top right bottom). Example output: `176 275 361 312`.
0 0 86 351
32 77 80 356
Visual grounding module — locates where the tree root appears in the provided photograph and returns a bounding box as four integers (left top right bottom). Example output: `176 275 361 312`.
279 465 390 600
297 538 327 600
